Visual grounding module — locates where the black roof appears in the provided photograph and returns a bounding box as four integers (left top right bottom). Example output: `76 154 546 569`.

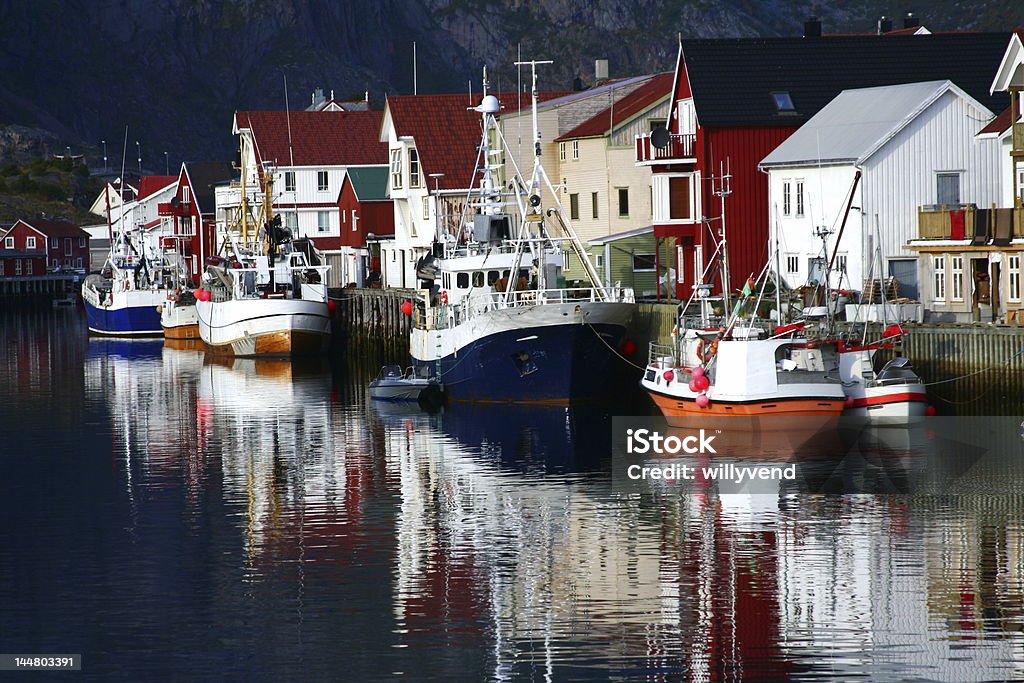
185 161 234 214
681 33 1012 127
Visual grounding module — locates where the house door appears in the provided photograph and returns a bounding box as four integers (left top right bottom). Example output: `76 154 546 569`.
887 259 918 300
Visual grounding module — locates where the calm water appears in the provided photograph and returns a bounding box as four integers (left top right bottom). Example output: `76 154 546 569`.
3 310 1024 681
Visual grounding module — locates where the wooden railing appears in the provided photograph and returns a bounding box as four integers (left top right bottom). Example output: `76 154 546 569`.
918 204 1024 240
635 133 696 163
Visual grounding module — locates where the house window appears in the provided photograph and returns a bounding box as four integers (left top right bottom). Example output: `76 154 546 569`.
180 217 193 235
409 149 421 188
617 188 629 217
26 260 32 275
571 140 579 160
786 254 799 274
1009 255 1022 302
676 99 696 135
771 91 796 114
79 237 86 248
26 236 36 249
182 187 191 204
595 253 604 269
283 212 298 231
75 257 83 269
669 176 691 220
15 259 22 275
633 253 656 272
591 192 599 219
317 211 330 233
559 142 566 162
52 259 58 268
562 251 570 270
456 272 469 288
64 238 72 255
837 253 848 274
933 255 946 302
422 198 430 221
284 171 296 192
317 171 329 192
782 180 792 216
390 149 402 189
569 193 580 220
795 180 805 217
937 172 961 206
50 238 57 250
951 255 964 301
4 237 12 249
352 210 358 232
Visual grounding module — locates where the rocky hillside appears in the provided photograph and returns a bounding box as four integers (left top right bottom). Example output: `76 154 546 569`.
0 0 1020 168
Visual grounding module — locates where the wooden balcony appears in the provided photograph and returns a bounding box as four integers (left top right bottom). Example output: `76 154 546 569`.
917 204 1024 241
635 133 696 165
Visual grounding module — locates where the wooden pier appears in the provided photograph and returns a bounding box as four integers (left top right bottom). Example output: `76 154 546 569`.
330 287 415 340
0 275 82 307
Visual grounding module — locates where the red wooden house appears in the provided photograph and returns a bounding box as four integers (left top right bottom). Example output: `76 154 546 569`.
0 218 89 276
158 161 233 285
639 29 1011 299
335 166 393 250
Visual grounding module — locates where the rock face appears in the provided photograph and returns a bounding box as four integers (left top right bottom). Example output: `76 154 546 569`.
0 1 1018 166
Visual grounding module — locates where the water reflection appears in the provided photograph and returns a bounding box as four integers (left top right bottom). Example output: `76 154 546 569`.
4 311 1024 680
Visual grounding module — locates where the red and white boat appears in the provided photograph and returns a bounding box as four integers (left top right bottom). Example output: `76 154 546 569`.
837 329 928 422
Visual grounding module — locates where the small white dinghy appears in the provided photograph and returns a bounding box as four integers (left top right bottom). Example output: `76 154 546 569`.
369 365 442 402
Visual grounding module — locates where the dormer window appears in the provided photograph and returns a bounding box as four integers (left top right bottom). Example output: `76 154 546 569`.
771 92 796 115
390 149 403 189
409 149 421 188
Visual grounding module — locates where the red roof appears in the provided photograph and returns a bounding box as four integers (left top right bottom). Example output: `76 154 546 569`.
556 72 674 141
385 91 570 191
19 218 89 238
978 106 1013 136
235 110 386 167
137 176 177 200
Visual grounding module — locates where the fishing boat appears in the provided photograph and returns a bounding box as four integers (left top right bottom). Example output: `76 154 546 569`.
82 201 175 336
837 331 928 422
160 289 200 339
195 147 330 357
408 64 635 403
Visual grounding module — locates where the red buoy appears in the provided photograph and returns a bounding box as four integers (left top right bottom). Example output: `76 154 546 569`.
925 405 937 416
327 299 337 314
695 394 710 408
691 367 705 378
663 370 674 382
401 300 413 316
621 339 637 357
692 375 710 392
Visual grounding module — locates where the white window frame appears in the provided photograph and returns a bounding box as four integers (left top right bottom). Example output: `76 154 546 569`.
390 149 402 189
562 251 570 270
837 253 848 275
182 186 191 204
284 171 296 192
632 253 657 273
351 210 358 232
1009 254 1021 303
559 142 566 162
409 149 421 188
317 170 329 192
79 237 86 248
786 254 799 274
933 255 946 303
26 236 36 249
571 140 579 160
14 259 22 275
26 260 32 275
795 179 805 217
4 237 13 249
283 212 298 231
317 210 330 233
950 255 964 302
676 99 696 135
782 180 792 216
75 257 83 269
422 198 429 221
595 253 604 269
652 173 700 223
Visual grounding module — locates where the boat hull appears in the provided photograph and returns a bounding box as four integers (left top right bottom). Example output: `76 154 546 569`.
160 300 200 339
413 314 631 403
843 383 929 422
196 298 330 357
369 380 431 402
645 383 844 428
82 287 166 336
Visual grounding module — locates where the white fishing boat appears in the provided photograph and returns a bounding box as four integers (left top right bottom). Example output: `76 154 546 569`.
369 365 442 402
160 289 200 340
409 64 635 403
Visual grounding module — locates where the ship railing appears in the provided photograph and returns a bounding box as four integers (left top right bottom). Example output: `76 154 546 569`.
647 342 678 369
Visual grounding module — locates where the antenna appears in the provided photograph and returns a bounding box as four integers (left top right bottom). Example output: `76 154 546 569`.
284 75 295 168
413 41 418 95
712 158 733 312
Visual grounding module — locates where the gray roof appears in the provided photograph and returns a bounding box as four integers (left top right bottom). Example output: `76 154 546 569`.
345 166 389 201
759 80 991 168
588 225 653 246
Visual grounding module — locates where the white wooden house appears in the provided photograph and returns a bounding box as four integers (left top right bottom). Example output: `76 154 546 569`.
760 80 999 317
216 110 386 251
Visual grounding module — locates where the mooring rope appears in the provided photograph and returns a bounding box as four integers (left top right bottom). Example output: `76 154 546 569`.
584 321 647 371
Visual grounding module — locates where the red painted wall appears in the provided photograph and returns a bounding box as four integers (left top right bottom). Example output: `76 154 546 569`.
0 254 48 276
329 179 395 250
698 126 797 293
5 221 89 270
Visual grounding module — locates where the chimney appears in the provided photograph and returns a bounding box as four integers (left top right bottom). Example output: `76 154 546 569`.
595 59 609 82
877 15 893 33
803 16 822 38
903 12 919 29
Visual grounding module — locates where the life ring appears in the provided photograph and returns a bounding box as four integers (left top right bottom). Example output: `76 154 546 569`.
440 290 449 305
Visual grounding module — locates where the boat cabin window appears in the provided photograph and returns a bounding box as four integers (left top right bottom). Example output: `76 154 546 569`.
502 270 510 278
473 272 484 287
457 272 469 288
487 270 500 285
